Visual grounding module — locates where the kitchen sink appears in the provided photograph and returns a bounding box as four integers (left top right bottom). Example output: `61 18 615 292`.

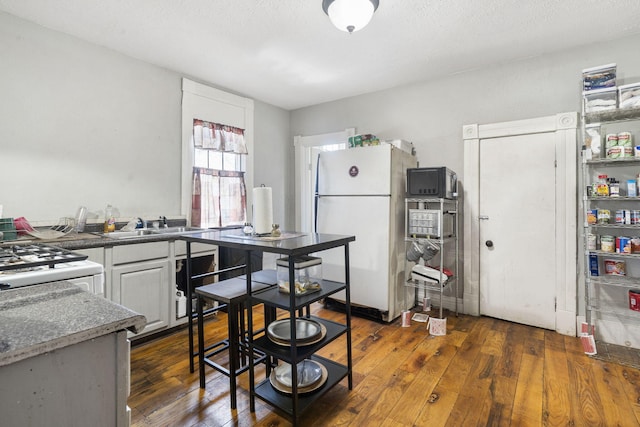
150 226 203 234
100 226 204 239
100 229 156 239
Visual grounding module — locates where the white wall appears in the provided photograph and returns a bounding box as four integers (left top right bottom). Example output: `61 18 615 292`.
3 7 640 233
0 12 289 226
254 101 290 229
288 33 640 316
289 33 640 183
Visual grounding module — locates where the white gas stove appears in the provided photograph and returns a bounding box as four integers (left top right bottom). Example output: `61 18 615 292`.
0 244 104 295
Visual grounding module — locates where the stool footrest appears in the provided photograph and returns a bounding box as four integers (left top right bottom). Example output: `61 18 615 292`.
202 342 268 379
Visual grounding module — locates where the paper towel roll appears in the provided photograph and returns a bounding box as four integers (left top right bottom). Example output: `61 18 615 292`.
253 186 273 235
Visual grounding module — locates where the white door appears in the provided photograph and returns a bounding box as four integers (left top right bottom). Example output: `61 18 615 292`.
479 132 557 329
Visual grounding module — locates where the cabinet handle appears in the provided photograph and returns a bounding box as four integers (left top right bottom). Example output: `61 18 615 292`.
485 240 494 248
479 215 489 220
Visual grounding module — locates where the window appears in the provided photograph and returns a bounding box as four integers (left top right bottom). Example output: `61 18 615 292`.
180 78 254 228
191 120 247 228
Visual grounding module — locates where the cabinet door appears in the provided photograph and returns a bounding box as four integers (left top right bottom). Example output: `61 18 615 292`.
112 259 170 337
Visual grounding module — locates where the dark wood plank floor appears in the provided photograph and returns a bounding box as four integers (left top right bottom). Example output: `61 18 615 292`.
129 303 640 426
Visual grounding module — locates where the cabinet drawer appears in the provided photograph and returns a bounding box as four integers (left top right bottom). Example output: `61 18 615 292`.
112 241 170 265
174 240 217 257
75 247 105 265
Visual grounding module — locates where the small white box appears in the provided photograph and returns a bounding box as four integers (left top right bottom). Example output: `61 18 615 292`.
582 63 616 92
583 87 617 113
618 82 640 109
628 180 637 197
408 209 453 238
385 139 414 155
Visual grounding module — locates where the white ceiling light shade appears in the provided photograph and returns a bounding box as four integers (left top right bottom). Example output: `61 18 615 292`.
322 0 379 33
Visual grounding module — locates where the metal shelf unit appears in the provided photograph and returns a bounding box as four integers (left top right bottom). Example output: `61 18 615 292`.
403 197 459 318
582 104 640 348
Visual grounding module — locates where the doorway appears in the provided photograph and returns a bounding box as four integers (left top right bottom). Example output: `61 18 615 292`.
463 113 578 335
479 132 556 329
293 128 355 232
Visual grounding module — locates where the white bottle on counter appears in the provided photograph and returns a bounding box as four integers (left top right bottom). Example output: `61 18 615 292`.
176 290 187 318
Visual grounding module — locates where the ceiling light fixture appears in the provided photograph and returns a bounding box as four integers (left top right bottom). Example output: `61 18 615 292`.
322 0 379 34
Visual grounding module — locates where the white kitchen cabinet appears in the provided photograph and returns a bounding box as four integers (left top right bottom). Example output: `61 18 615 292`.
70 238 216 338
2 331 132 427
75 246 105 264
174 240 217 257
108 241 171 338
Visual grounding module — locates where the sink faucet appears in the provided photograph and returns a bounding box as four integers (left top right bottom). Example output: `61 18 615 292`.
160 216 168 228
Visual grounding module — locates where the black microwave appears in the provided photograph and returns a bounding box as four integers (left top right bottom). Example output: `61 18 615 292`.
406 167 457 199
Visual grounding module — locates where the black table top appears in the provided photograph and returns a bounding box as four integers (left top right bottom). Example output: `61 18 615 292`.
181 230 355 256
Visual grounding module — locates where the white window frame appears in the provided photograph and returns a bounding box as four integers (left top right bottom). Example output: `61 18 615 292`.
181 79 254 224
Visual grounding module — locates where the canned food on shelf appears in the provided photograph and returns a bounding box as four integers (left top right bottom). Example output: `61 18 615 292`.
601 235 615 252
597 209 611 224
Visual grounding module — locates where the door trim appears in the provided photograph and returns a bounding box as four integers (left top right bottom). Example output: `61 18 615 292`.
293 128 355 232
462 112 578 336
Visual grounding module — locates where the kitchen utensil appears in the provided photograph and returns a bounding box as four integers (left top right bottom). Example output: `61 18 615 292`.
16 216 75 240
267 318 322 343
75 206 88 232
274 360 323 388
267 323 327 347
406 241 423 262
406 239 439 263
269 361 328 395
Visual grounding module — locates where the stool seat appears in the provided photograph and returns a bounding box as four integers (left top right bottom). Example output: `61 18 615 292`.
195 275 276 410
195 277 272 303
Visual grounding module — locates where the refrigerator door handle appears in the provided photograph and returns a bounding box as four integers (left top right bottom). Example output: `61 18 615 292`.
314 154 321 233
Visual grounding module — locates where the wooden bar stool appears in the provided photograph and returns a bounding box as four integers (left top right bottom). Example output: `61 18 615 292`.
195 277 275 409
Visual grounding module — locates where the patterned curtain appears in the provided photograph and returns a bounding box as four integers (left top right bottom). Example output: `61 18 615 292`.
191 119 247 228
192 120 247 153
192 169 247 228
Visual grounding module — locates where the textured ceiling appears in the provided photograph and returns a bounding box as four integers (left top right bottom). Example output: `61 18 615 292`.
1 0 640 110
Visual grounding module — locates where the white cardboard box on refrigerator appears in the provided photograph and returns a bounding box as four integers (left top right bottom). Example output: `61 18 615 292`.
384 139 414 155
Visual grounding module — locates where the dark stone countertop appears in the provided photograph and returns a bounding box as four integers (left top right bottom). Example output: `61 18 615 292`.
2 230 188 251
0 281 146 367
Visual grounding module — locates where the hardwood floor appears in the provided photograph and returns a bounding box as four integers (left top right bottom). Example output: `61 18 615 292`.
129 304 640 426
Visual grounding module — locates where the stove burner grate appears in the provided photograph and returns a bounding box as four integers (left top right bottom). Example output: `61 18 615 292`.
0 244 89 272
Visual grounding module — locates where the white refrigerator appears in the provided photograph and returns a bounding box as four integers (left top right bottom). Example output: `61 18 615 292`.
315 144 417 322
